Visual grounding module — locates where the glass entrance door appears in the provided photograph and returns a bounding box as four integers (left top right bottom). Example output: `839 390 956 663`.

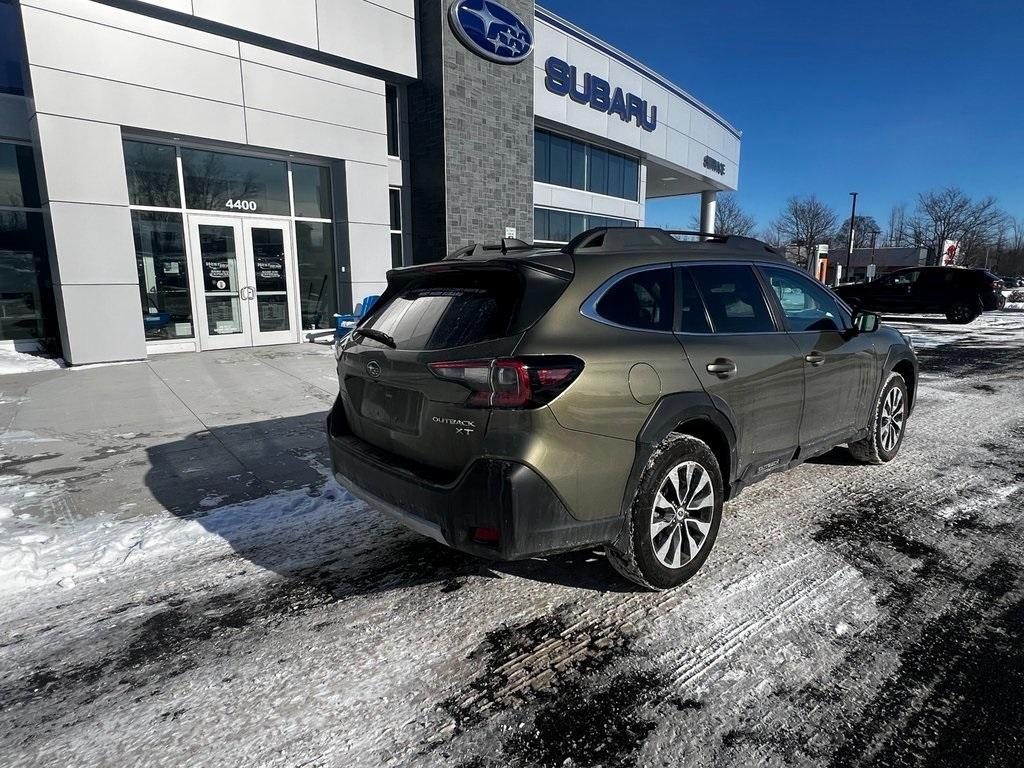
187 215 299 350
242 220 298 346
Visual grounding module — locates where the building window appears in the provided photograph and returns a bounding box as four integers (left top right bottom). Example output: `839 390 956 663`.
295 221 336 330
389 188 403 268
0 139 53 343
386 84 400 158
0 211 53 341
292 163 332 219
0 142 40 208
125 139 342 336
124 140 180 208
534 206 636 244
132 211 193 340
180 148 290 216
534 129 639 201
0 0 26 96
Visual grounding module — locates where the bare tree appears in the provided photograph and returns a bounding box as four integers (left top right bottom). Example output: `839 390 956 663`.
985 217 1024 276
770 195 838 266
884 203 909 247
689 194 757 236
912 187 1006 265
832 215 882 251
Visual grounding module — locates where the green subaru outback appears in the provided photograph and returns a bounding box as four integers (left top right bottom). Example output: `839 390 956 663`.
326 228 917 589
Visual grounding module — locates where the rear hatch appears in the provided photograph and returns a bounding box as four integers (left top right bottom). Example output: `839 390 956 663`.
335 257 572 475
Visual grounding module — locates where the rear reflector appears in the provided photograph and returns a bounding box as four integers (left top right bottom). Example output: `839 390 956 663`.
471 526 500 544
428 356 583 409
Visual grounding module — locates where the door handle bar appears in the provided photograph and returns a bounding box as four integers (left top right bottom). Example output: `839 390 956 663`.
805 352 826 366
706 359 737 376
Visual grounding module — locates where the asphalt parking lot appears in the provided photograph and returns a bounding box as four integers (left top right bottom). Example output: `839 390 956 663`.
2 311 1024 767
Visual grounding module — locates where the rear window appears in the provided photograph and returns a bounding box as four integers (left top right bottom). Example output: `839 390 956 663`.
595 267 674 331
359 269 522 350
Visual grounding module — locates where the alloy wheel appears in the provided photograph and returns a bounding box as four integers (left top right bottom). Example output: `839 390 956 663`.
650 461 715 569
879 385 905 452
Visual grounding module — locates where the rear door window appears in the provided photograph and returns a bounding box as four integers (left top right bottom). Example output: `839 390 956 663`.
891 270 920 285
689 265 777 333
677 267 712 333
595 267 674 331
360 270 521 350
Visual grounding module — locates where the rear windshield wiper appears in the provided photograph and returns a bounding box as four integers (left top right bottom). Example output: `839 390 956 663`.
352 327 396 348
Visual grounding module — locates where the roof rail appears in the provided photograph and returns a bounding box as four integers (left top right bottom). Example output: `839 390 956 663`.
444 237 537 260
563 227 783 258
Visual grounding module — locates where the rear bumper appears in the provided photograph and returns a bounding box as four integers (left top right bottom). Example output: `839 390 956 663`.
986 292 1005 311
326 401 621 560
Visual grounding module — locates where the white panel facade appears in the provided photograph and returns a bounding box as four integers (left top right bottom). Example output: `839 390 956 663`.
192 0 320 49
29 66 249 144
18 0 393 363
45 202 138 284
57 284 147 363
134 0 418 78
32 115 129 205
317 0 417 78
533 12 741 193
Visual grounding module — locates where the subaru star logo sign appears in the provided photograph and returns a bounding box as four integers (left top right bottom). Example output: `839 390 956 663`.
448 0 533 65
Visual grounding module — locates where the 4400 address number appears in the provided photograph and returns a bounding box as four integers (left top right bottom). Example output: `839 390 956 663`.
225 199 258 212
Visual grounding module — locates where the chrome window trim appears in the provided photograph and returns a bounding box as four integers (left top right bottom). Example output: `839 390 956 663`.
579 262 677 335
582 257 856 337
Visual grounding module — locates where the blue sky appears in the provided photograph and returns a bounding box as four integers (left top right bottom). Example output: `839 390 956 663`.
540 0 1024 234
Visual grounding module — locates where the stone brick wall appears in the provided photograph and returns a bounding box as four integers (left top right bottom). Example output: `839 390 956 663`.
408 0 535 262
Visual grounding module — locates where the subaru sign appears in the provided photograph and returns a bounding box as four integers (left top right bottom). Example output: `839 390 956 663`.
448 0 534 65
544 56 658 132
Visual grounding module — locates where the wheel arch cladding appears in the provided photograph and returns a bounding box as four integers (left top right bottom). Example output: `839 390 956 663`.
892 358 916 411
671 419 733 498
621 393 739 516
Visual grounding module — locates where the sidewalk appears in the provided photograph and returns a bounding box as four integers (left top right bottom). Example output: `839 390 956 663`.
0 344 339 526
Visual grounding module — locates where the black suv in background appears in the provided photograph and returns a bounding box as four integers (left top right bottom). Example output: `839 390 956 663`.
836 266 1005 323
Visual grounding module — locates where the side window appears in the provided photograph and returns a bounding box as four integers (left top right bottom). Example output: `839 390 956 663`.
677 267 711 333
892 270 919 285
595 267 674 331
688 265 776 334
762 267 844 332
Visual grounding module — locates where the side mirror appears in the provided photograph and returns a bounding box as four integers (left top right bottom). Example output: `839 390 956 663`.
853 310 880 334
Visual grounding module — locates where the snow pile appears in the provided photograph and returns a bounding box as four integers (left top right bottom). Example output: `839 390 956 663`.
1005 289 1024 311
0 478 362 596
0 348 64 376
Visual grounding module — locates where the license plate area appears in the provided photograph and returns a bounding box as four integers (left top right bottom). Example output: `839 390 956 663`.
357 379 423 434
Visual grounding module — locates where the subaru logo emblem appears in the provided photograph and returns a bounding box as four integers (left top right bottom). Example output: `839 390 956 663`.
448 0 533 65
366 361 382 378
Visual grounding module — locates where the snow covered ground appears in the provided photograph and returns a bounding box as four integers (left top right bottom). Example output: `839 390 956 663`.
3 315 1024 767
0 349 63 376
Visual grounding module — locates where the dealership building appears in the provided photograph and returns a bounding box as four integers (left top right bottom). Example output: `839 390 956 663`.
0 0 741 364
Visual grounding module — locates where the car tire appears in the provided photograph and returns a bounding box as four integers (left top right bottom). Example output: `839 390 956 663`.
849 371 908 465
606 433 723 590
945 298 980 324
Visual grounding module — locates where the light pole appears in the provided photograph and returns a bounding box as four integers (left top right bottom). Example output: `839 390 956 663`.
845 192 858 272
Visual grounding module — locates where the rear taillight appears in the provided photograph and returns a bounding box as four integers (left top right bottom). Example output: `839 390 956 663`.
428 356 583 409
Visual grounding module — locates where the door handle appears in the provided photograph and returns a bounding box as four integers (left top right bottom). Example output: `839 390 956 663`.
805 352 826 367
238 286 255 301
706 358 737 377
